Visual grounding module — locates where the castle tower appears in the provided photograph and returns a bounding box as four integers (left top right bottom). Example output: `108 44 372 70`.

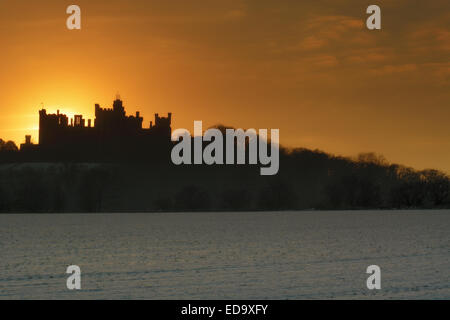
113 97 125 116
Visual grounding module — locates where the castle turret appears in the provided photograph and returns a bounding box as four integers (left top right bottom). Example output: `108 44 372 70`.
113 98 125 116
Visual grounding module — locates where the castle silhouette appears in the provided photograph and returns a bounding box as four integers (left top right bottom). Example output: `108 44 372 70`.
19 97 172 162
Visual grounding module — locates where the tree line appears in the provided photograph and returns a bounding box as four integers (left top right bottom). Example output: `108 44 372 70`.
0 137 449 212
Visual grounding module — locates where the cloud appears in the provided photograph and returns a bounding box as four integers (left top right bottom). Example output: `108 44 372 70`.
423 62 450 85
305 15 363 30
304 15 364 42
224 9 246 20
371 64 417 75
405 9 450 55
298 36 327 51
409 27 450 54
305 55 339 68
346 48 395 64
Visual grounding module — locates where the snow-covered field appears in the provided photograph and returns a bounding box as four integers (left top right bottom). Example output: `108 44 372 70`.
0 210 449 299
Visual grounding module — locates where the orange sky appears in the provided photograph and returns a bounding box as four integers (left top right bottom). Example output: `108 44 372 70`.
0 0 449 171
